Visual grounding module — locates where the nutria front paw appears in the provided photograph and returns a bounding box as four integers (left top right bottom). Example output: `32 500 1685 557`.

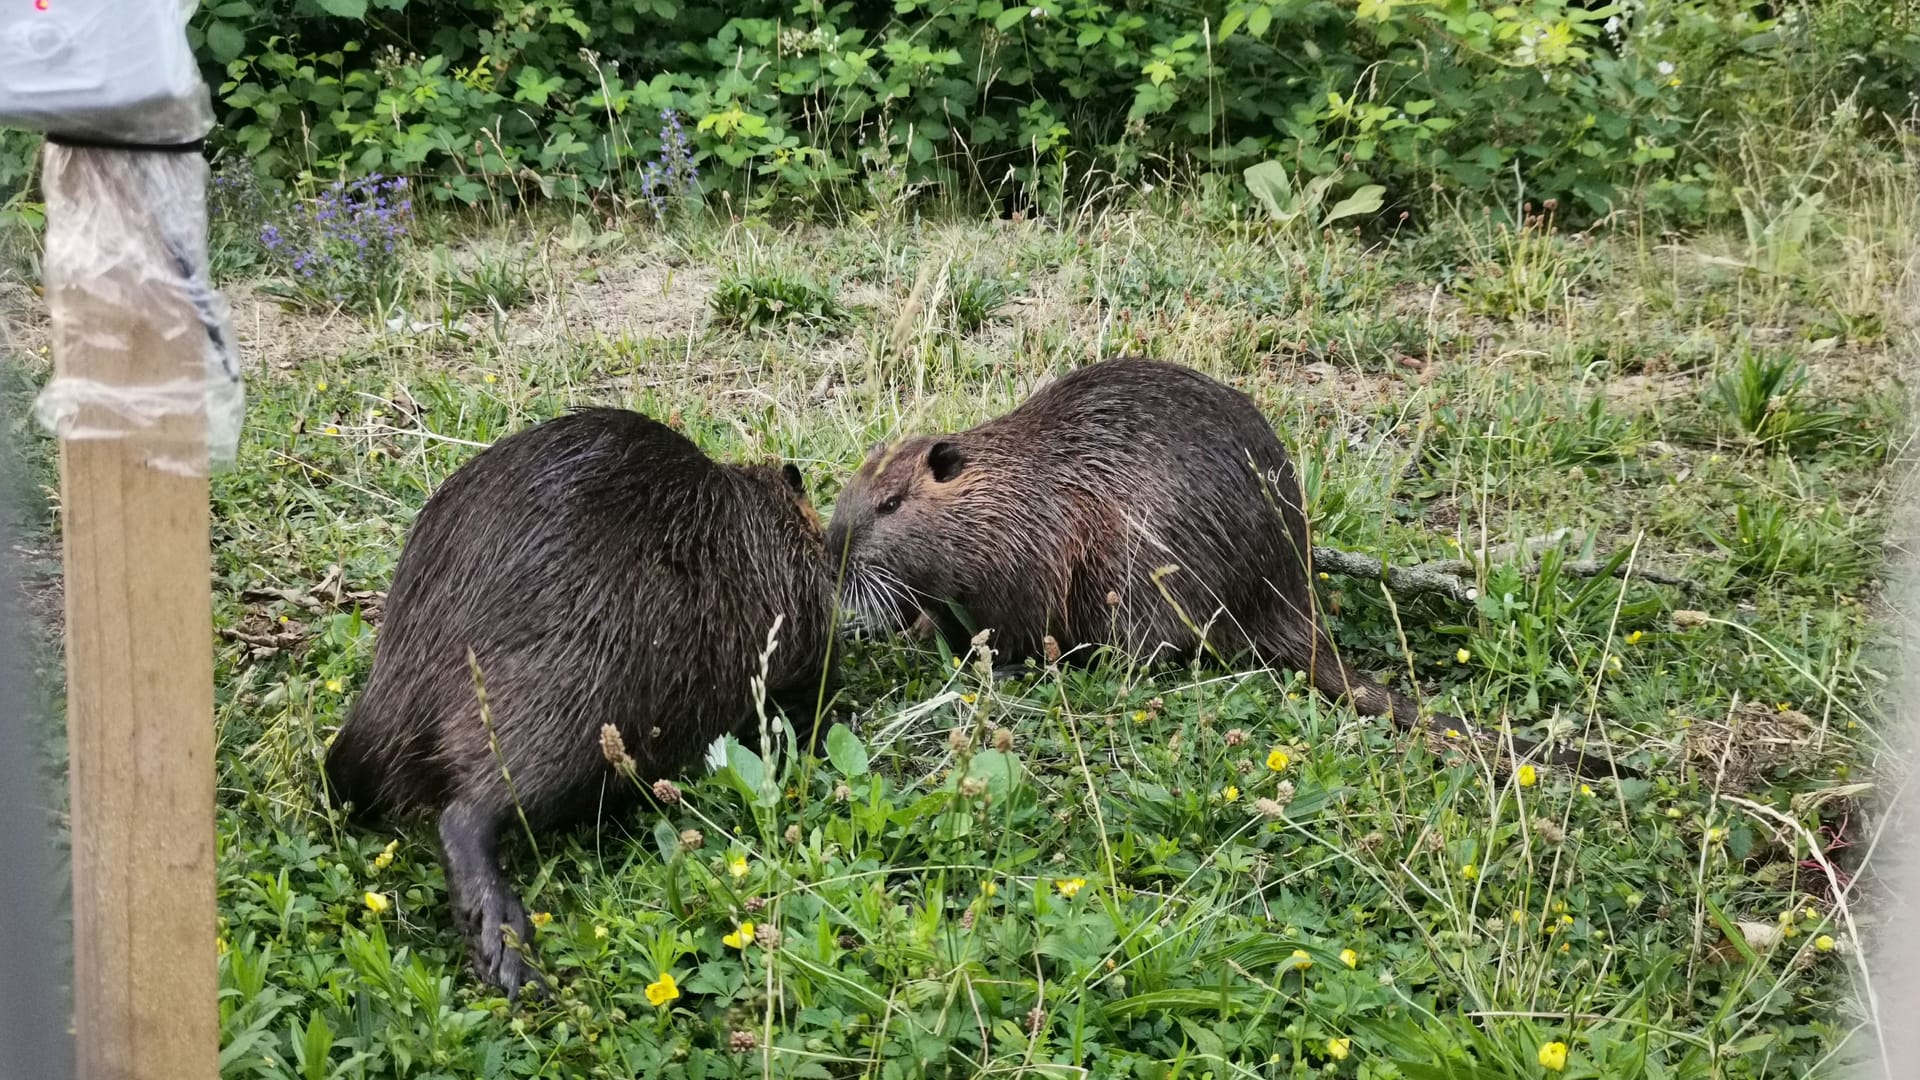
468 891 545 1001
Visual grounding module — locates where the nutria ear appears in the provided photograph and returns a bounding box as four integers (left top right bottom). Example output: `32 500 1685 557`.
926 441 966 483
780 463 807 495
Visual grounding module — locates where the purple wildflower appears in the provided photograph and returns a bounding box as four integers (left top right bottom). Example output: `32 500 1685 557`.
640 109 701 222
256 171 416 310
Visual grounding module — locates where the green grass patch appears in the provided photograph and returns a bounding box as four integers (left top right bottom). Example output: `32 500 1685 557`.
3 190 1908 1078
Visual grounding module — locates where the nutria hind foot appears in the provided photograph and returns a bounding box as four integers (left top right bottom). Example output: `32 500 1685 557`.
439 800 547 1002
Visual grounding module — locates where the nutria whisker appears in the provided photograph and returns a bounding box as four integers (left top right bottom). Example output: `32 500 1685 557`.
838 560 921 633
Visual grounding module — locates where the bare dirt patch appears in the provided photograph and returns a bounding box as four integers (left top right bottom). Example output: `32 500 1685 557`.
505 260 716 349
226 252 721 374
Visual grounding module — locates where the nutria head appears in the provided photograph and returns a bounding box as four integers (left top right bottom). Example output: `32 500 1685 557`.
825 435 977 629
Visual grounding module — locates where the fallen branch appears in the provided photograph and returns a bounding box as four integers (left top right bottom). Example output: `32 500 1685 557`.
1311 547 1480 603
1423 554 1704 594
1313 544 1706 602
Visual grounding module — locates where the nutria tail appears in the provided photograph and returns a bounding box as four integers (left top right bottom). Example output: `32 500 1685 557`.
321 720 390 823
323 694 443 824
1297 636 1639 781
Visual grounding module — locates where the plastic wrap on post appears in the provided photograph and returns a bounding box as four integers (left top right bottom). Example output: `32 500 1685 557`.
0 0 213 146
32 145 244 478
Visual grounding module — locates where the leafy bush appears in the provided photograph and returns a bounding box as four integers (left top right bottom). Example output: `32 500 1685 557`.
710 270 845 330
131 0 1913 226
0 0 1909 227
1707 346 1846 452
946 269 1007 333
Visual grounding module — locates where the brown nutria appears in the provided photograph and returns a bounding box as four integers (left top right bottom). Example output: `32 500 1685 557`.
323 407 837 999
825 357 1631 780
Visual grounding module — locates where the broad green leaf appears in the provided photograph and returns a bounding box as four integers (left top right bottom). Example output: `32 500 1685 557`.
313 0 368 18
723 738 766 804
298 1012 335 1080
825 723 869 777
964 748 1022 801
1321 183 1385 226
653 819 680 864
1242 159 1294 220
205 20 247 62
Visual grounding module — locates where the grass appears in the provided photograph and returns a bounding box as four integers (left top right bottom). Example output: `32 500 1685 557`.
2 161 1914 1079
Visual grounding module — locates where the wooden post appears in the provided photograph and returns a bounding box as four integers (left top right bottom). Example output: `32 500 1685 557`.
44 146 218 1080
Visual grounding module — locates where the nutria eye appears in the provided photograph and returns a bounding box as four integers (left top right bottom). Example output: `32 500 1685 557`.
878 495 903 515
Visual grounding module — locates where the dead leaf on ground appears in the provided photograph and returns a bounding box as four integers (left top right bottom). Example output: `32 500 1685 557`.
1735 921 1783 951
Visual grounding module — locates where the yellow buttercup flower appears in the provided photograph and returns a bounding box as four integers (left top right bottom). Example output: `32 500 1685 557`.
1265 749 1290 772
723 922 756 949
1289 949 1312 970
1517 764 1537 787
594 925 609 940
1223 785 1240 802
1456 648 1472 663
1580 784 1594 797
1461 863 1478 880
529 911 551 929
1056 877 1087 899
316 379 329 392
1815 934 1836 952
484 373 499 384
728 854 749 879
363 891 389 914
645 972 680 1007
1538 1041 1568 1071
1625 630 1643 645
325 678 344 693
1326 1038 1350 1060
1339 948 1358 968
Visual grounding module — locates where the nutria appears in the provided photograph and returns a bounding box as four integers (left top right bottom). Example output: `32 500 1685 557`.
323 408 837 998
826 357 1630 779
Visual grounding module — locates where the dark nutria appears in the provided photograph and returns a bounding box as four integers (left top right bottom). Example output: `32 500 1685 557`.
825 357 1630 779
324 408 837 998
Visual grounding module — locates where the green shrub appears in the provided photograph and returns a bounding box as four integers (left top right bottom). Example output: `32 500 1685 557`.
710 270 845 330
1 0 1909 227
123 0 1912 226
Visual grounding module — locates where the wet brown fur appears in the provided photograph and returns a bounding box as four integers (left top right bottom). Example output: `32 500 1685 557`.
324 407 838 998
826 357 1632 781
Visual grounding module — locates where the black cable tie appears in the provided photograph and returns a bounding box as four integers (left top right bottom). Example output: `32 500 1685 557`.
44 132 206 155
